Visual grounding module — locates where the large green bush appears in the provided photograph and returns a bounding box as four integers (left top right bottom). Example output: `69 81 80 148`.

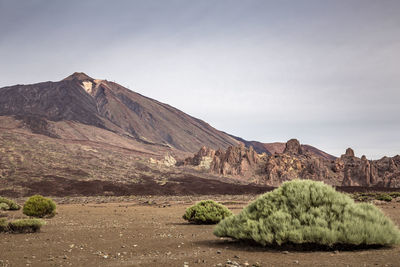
23 195 56 218
0 196 21 210
183 200 232 224
214 180 400 246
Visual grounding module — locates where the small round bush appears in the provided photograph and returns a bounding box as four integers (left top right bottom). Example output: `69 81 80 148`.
0 197 21 210
23 195 56 218
183 200 232 224
214 180 400 246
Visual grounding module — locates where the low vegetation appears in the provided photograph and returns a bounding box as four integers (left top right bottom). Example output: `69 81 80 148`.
352 192 400 202
0 203 9 211
0 218 7 232
0 218 45 233
8 219 45 233
0 196 21 210
214 180 400 246
183 200 232 224
23 195 56 218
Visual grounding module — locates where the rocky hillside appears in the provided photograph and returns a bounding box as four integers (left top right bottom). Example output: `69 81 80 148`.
0 72 239 153
182 139 400 187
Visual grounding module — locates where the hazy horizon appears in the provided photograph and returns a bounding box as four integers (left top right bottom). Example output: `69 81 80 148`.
1 0 399 159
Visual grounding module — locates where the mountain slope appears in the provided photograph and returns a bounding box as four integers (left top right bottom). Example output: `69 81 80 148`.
0 72 239 152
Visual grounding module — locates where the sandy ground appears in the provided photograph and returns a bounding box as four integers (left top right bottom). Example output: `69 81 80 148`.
1 196 400 267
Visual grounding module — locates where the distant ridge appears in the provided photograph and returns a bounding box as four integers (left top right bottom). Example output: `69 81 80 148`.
229 134 336 160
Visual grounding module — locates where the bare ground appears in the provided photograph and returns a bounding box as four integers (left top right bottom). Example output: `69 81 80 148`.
1 196 400 267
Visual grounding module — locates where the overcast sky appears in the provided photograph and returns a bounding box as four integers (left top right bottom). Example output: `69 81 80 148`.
1 0 399 159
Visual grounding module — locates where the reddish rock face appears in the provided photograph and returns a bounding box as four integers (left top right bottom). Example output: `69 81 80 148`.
283 139 303 155
181 144 262 179
344 148 355 157
184 140 400 188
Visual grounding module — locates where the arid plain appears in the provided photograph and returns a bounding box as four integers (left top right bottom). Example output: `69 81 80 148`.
1 196 400 267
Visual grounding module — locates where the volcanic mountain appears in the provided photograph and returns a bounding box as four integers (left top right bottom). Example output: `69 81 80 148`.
0 72 240 153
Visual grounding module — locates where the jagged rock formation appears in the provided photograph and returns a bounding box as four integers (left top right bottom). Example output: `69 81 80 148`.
341 154 400 187
263 139 340 186
183 139 400 187
180 144 263 179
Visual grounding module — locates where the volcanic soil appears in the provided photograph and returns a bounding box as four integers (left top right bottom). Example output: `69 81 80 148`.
1 196 400 267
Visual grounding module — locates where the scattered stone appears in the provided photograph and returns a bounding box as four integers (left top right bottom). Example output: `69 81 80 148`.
282 251 289 254
217 250 222 254
226 259 241 266
293 260 299 264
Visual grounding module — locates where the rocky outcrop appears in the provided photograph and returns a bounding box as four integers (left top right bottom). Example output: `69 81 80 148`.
263 141 340 186
341 154 400 187
283 139 303 155
181 144 262 179
183 139 400 188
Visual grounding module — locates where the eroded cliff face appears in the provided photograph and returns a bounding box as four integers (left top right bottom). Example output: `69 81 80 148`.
182 139 400 187
181 144 263 180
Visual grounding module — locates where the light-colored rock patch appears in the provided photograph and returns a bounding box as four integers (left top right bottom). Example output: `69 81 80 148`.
198 156 213 170
81 81 93 94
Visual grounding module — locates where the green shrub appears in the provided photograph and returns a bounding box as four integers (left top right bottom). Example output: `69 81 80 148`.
183 200 232 224
23 195 56 218
389 192 400 198
0 196 21 210
214 180 400 246
8 219 45 233
0 218 8 232
376 194 392 202
0 203 9 211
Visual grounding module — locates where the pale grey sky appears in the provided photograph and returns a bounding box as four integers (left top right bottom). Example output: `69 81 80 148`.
1 0 399 159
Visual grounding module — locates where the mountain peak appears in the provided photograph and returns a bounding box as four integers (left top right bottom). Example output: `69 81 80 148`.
63 72 93 81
